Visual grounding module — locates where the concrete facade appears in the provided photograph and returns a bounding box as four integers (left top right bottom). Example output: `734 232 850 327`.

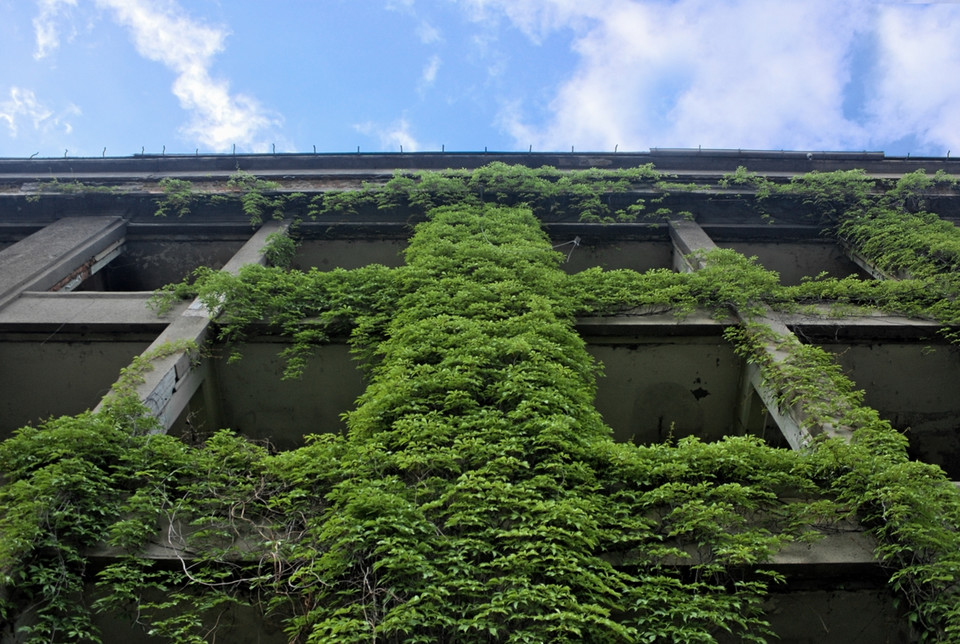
1 150 958 642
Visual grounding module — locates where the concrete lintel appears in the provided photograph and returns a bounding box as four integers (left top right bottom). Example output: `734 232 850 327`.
97 220 290 429
0 216 126 310
576 310 733 339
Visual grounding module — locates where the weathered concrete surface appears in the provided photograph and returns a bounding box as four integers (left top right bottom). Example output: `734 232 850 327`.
838 239 901 280
207 342 365 450
202 333 744 449
294 238 408 270
560 239 673 274
0 292 184 329
92 221 289 429
0 216 125 309
292 238 675 274
670 218 718 272
89 238 245 290
588 339 743 443
717 241 869 285
822 341 960 478
0 340 151 438
668 218 853 450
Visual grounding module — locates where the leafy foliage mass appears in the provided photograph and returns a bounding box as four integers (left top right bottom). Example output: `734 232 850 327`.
153 162 672 225
4 165 960 641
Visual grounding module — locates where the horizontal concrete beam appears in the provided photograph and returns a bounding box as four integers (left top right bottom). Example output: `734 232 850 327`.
0 292 938 342
2 149 954 182
0 292 184 330
85 517 878 572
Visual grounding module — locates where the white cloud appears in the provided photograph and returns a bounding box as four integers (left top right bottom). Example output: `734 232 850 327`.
420 55 441 87
93 0 280 151
0 87 79 138
868 4 960 154
32 0 78 59
417 20 442 44
459 0 591 43
480 0 874 152
466 0 960 155
355 118 423 151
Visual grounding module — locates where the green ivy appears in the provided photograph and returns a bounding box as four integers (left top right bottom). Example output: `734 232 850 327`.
5 163 960 641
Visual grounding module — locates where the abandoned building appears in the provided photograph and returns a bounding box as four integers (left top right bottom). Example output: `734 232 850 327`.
1 149 959 642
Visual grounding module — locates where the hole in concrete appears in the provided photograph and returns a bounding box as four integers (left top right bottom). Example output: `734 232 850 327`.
587 338 763 445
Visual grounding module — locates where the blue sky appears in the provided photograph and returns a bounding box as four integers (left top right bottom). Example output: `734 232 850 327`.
1 0 959 159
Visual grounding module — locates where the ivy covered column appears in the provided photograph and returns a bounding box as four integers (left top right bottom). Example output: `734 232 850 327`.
262 205 789 643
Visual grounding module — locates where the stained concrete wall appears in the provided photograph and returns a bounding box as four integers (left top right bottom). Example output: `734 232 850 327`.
82 239 245 291
717 241 869 285
209 342 365 451
0 339 150 438
588 339 744 443
292 238 674 274
189 335 747 450
294 239 407 270
560 240 672 274
821 341 960 478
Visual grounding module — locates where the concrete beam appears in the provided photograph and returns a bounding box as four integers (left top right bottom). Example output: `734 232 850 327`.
837 240 900 281
85 515 878 571
669 219 862 450
0 216 126 310
0 292 184 331
669 219 718 272
94 220 289 430
0 293 935 341
745 361 855 450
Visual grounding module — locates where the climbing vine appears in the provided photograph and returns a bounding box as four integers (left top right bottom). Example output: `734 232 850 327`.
4 163 960 641
727 323 960 639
